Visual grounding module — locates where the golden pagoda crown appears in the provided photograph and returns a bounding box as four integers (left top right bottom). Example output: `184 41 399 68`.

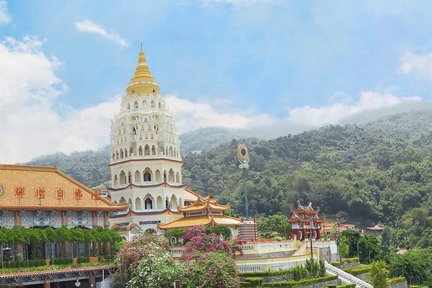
126 45 160 95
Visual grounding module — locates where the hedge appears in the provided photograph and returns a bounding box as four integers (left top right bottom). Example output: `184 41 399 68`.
387 277 406 285
2 259 45 268
343 264 371 276
241 277 263 287
261 275 338 287
0 227 121 245
240 268 294 278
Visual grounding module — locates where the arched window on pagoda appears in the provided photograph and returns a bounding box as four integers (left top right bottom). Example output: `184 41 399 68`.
155 170 161 182
157 196 163 209
128 172 132 184
135 198 142 210
145 197 153 209
175 172 180 183
114 175 118 187
151 145 156 155
138 146 143 156
134 170 141 183
144 145 150 155
143 168 152 182
119 171 127 185
168 169 175 182
170 195 177 210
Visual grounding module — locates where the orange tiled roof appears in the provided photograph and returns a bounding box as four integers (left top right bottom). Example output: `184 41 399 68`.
158 215 241 230
178 194 230 212
0 164 128 211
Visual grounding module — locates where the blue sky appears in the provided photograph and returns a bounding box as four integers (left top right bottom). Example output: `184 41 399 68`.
1 0 432 162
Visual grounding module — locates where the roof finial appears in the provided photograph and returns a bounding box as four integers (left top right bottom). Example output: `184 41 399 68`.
140 42 143 51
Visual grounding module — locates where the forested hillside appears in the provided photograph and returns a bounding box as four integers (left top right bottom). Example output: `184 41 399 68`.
25 110 432 247
26 146 111 188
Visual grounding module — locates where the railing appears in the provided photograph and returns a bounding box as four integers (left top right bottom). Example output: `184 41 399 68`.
325 261 372 288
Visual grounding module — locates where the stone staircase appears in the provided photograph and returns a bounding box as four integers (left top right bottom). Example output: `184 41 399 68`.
325 261 372 288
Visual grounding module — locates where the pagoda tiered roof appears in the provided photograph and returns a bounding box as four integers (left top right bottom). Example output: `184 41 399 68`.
288 201 323 224
158 193 240 230
0 164 128 211
177 193 230 212
158 215 241 229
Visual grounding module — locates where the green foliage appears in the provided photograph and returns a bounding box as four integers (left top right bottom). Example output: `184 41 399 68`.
164 228 184 243
205 225 232 240
258 215 291 239
371 261 389 288
52 258 73 265
292 265 308 281
305 258 319 278
388 249 432 286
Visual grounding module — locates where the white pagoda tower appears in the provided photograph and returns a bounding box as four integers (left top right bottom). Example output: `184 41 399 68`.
108 47 198 239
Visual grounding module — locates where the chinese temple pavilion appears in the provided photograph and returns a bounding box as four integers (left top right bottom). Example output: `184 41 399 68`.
0 164 126 287
158 194 241 237
288 201 323 241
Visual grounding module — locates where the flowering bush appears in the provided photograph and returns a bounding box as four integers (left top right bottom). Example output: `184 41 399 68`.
111 234 168 288
181 226 232 262
126 248 183 288
183 251 240 288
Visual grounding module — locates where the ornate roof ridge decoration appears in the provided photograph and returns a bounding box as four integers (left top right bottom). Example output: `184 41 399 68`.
0 164 128 211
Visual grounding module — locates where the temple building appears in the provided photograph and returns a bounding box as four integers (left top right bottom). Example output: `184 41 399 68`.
158 194 241 237
108 47 198 238
0 164 126 287
288 201 323 241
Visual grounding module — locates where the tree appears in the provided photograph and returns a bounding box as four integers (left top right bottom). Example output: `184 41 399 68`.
258 214 291 239
371 261 389 288
358 235 380 263
339 230 362 258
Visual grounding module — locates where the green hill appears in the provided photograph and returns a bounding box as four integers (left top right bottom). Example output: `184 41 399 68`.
25 110 432 247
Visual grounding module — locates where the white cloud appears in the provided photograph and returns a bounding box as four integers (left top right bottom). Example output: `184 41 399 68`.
0 36 120 164
0 0 11 24
75 20 129 47
165 95 274 133
288 91 421 126
399 51 432 78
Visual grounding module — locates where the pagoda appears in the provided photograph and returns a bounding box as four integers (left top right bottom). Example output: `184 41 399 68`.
108 47 198 239
158 194 241 237
288 201 323 241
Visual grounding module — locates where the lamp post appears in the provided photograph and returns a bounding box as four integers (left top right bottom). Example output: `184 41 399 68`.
309 214 314 260
237 144 250 218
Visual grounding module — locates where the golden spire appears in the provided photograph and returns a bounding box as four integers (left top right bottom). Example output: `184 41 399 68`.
126 45 160 95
